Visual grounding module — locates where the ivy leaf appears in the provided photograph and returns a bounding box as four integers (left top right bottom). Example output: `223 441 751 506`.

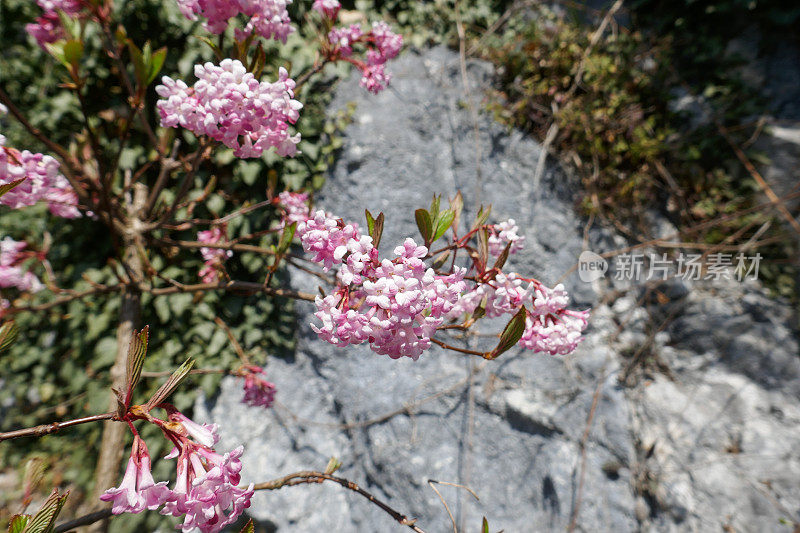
415 209 432 245
145 358 195 411
488 307 527 359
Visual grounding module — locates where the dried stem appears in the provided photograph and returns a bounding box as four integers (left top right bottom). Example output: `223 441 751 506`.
252 471 426 532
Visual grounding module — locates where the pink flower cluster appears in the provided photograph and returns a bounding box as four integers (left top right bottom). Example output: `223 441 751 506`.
240 365 276 408
326 18 403 94
0 237 44 293
311 0 340 19
102 411 253 533
488 218 525 257
279 193 589 359
25 0 83 49
0 136 82 218
197 227 232 283
518 284 589 355
156 59 302 158
276 190 309 228
175 0 294 42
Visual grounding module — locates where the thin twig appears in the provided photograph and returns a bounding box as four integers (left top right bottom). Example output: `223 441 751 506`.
252 471 426 532
141 280 317 302
5 284 124 314
0 413 115 442
53 509 114 533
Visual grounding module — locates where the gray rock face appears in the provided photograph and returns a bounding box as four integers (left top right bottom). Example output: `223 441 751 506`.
197 47 800 532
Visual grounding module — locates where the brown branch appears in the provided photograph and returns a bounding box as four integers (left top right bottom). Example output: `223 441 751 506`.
0 413 115 442
5 284 124 314
252 471 425 532
53 509 113 533
431 337 489 358
141 280 317 301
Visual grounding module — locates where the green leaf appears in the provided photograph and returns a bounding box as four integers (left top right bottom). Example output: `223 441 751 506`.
63 40 83 67
8 514 30 533
124 326 149 406
324 456 342 474
482 517 490 533
43 43 67 68
477 228 489 270
492 241 512 271
145 359 195 411
429 195 441 220
432 209 455 242
365 209 376 237
450 191 464 233
147 47 168 85
238 520 254 533
432 250 451 269
365 210 384 249
0 321 19 353
126 40 146 86
471 204 492 232
21 489 68 533
489 307 527 359
0 178 26 199
277 222 297 254
415 209 432 244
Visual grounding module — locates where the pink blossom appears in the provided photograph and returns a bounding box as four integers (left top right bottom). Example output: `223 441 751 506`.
327 21 402 94
298 210 366 271
0 136 82 217
277 191 309 227
25 0 83 49
174 0 294 42
240 365 276 408
518 309 589 355
0 238 44 293
100 436 172 514
488 219 525 257
160 443 253 532
156 60 302 158
312 0 340 19
369 21 403 62
169 411 220 448
197 227 232 283
312 238 466 360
